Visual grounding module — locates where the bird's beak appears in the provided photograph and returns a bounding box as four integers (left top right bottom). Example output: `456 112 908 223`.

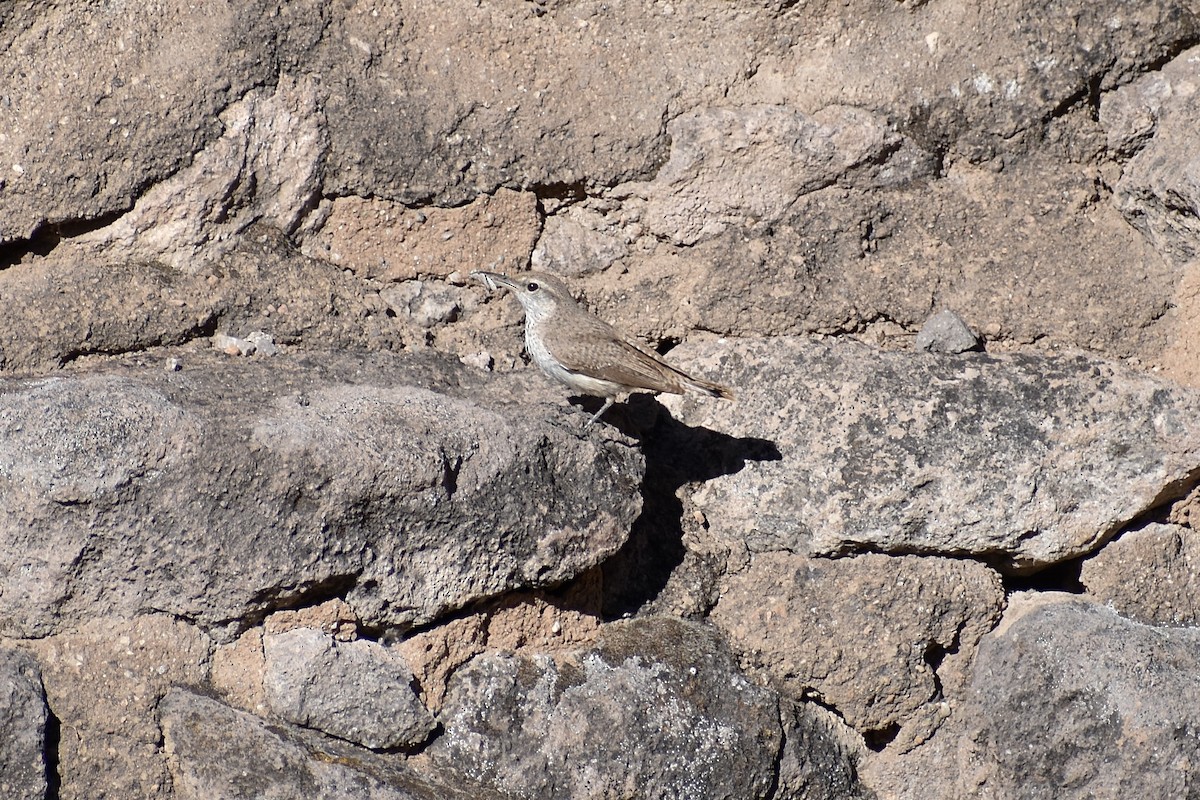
470 270 517 293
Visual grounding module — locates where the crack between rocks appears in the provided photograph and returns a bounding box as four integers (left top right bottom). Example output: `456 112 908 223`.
0 209 130 270
55 312 222 370
43 703 61 800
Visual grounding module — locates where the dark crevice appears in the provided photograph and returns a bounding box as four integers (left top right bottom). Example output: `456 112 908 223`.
0 209 130 269
1085 73 1104 122
44 704 61 800
654 336 680 357
530 179 588 206
1003 558 1085 595
863 723 900 752
924 641 948 676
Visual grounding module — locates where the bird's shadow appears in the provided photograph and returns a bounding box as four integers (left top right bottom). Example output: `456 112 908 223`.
568 394 782 618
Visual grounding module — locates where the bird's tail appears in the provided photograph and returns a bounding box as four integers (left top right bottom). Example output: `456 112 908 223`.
684 376 735 400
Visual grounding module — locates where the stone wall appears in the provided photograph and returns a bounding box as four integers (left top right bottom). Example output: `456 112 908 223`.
2 1 1200 797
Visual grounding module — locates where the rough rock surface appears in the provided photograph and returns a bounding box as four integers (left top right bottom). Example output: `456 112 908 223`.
263 627 435 750
0 648 47 800
428 617 805 800
1080 522 1200 626
635 104 924 246
2 0 1200 796
0 351 643 639
959 594 1200 799
303 190 541 282
24 615 211 799
161 689 492 800
1107 43 1200 265
663 336 1200 570
712 552 1005 737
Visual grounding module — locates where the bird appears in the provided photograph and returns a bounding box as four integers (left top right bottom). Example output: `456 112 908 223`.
472 270 733 427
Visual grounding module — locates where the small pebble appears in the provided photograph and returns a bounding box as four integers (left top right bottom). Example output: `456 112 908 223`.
915 310 981 354
164 357 182 372
212 333 256 356
460 351 494 371
245 331 278 357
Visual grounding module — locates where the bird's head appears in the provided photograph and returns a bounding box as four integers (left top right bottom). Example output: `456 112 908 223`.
471 271 577 324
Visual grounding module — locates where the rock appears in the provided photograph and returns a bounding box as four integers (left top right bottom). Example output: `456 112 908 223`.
379 281 467 329
1157 260 1200 388
662 337 1200 570
637 105 924 246
161 689 486 800
1079 523 1200 626
245 331 278 356
775 701 867 800
1107 44 1200 264
0 351 644 639
0 648 48 800
915 309 981 353
428 617 825 799
958 594 1200 798
25 615 210 799
78 76 327 271
711 552 1004 736
459 351 494 372
316 3 762 204
263 627 435 750
532 207 631 276
212 332 256 356
748 0 1199 163
0 257 216 372
0 1 325 243
0 231 403 374
301 190 541 282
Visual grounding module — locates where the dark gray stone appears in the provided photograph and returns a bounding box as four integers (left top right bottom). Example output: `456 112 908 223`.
429 617 816 800
960 594 1200 799
0 648 47 800
263 627 435 750
161 689 493 800
0 351 644 639
775 701 868 800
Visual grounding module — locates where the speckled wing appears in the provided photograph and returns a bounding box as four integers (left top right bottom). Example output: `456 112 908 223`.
549 318 729 397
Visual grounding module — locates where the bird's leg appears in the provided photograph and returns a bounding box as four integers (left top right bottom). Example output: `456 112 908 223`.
584 397 615 428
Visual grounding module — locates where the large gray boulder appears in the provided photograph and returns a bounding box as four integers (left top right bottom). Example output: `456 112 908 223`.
0 351 643 639
663 337 1200 570
161 689 492 800
428 617 836 799
959 594 1200 799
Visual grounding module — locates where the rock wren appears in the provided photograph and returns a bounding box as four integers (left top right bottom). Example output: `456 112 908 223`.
472 270 733 427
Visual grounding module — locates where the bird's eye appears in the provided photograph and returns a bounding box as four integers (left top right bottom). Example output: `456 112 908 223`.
526 282 539 292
